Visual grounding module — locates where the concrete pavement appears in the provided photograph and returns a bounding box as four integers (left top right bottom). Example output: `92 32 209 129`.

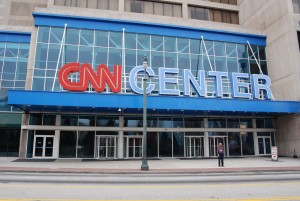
0 157 300 174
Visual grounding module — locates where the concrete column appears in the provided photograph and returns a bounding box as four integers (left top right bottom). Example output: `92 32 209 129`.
252 119 259 156
18 114 30 158
119 0 125 12
118 116 124 159
53 115 61 159
182 2 189 19
204 118 209 157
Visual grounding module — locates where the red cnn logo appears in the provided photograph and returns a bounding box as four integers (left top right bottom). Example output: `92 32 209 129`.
58 63 122 93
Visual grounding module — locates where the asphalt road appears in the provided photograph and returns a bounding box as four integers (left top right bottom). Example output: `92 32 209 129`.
0 171 300 200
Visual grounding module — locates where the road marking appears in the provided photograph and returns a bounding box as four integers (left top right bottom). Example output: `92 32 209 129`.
1 197 300 201
0 181 300 190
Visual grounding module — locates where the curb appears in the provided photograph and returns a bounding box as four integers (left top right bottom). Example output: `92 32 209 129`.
1 166 300 174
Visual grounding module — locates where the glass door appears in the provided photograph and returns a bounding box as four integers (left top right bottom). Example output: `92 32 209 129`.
258 137 271 155
209 137 227 157
95 136 117 159
125 136 142 158
185 137 204 158
33 135 54 158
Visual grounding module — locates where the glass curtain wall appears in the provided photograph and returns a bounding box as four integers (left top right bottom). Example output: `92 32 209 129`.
0 41 29 111
33 26 267 99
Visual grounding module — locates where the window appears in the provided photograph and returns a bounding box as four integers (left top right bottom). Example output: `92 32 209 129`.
189 6 238 24
54 0 119 11
297 31 300 50
293 0 300 13
125 0 182 17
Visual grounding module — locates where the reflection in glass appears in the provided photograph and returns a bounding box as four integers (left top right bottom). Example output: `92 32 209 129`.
77 131 95 158
159 132 172 157
147 132 158 157
59 131 77 158
228 132 241 156
241 132 254 155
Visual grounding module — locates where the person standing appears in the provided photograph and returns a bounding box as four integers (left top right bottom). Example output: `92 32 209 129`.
217 143 224 167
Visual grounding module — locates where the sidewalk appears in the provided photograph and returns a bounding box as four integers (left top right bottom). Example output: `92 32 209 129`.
0 157 300 174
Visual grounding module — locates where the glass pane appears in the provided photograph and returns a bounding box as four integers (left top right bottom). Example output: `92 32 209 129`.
109 32 122 48
151 35 163 51
96 116 119 127
147 132 158 157
125 33 136 49
190 39 202 54
214 42 225 56
43 114 56 125
95 30 109 47
19 43 29 58
228 132 241 156
30 114 43 125
78 115 95 126
258 138 264 154
163 3 173 17
238 59 249 73
265 138 271 154
237 44 248 58
173 132 184 157
45 137 53 157
208 119 226 128
164 37 176 52
65 45 78 63
78 46 93 64
61 115 78 126
159 132 172 157
226 43 237 57
215 56 226 72
50 27 64 44
66 28 80 45
137 34 150 50
0 43 5 57
77 131 95 158
178 54 190 70
241 132 254 155
5 43 19 57
80 29 94 46
94 47 108 67
227 58 238 73
165 52 177 68
59 131 77 158
38 26 50 43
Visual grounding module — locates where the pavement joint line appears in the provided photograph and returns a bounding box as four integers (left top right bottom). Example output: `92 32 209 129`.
1 197 300 201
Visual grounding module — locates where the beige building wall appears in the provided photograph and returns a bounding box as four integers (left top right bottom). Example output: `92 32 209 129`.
0 0 47 27
239 0 300 157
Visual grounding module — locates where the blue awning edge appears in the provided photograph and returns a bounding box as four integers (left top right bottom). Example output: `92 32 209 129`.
8 90 300 116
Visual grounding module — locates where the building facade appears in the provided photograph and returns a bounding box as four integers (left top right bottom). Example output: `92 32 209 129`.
0 0 299 159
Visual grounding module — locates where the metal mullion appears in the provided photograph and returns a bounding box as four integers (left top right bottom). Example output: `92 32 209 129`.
0 42 6 88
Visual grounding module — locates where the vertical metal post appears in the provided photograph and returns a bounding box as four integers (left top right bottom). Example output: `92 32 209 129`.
141 56 149 171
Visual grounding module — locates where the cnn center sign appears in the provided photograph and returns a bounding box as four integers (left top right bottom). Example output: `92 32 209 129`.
58 63 273 100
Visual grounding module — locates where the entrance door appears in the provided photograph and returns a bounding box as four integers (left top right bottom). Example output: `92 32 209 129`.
258 137 271 155
185 137 204 158
96 136 117 159
125 136 142 158
209 137 227 157
33 135 54 158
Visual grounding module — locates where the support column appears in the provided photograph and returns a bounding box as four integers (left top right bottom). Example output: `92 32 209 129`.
253 119 259 156
18 114 29 158
53 115 61 159
118 116 124 159
182 2 189 19
204 118 209 157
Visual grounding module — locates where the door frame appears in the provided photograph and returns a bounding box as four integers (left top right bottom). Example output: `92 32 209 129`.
95 135 118 159
125 136 143 158
209 136 228 157
184 136 204 158
33 135 55 158
258 136 272 155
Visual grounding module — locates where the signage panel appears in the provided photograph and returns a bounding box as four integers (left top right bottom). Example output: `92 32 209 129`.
58 63 273 100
